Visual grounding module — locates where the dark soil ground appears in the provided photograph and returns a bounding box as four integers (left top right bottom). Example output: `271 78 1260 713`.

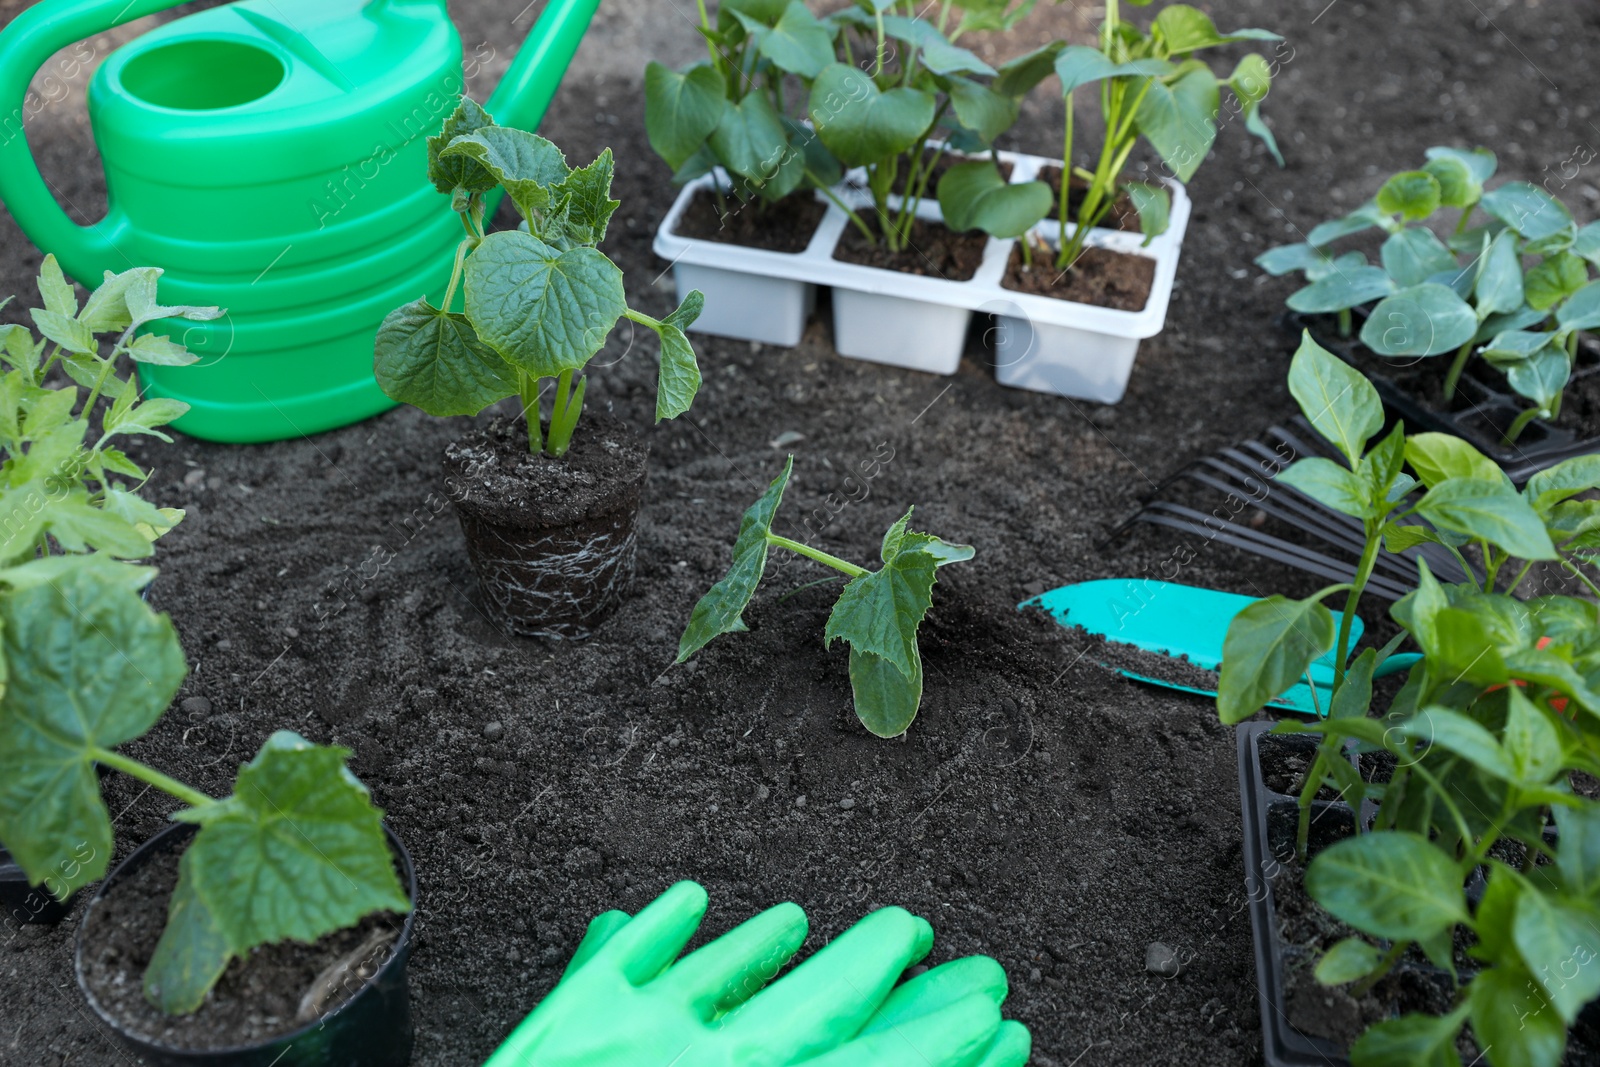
4 1 1600 1064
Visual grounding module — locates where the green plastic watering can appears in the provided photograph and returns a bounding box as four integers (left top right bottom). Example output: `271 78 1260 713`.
0 0 599 442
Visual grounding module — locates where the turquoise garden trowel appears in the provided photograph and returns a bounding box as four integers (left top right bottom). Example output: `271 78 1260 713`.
1023 579 1420 716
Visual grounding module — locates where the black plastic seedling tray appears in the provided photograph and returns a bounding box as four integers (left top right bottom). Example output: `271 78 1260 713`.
1 846 73 926
1290 313 1600 485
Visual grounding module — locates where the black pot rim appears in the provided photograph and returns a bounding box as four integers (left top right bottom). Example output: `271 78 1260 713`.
73 819 418 1058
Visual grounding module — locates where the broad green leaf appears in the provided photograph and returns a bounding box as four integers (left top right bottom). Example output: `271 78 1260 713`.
1375 171 1441 221
950 0 1036 35
1474 304 1549 345
113 269 222 333
46 495 158 559
102 395 188 443
1527 454 1600 514
1573 219 1600 269
1285 265 1395 314
1504 688 1563 784
1469 965 1565 1067
678 457 791 662
1381 228 1457 288
0 560 185 895
1425 606 1510 686
1513 891 1600 1023
992 41 1063 98
1125 182 1171 243
1555 804 1600 898
1482 182 1575 243
1556 280 1600 332
1404 432 1505 489
1315 937 1383 985
1133 67 1220 183
427 97 498 195
1472 862 1522 963
1475 230 1525 317
781 118 842 188
644 63 726 172
810 64 936 167
1413 477 1558 560
148 732 409 1013
1362 282 1478 357
547 149 621 247
945 76 1018 147
1277 456 1367 517
938 161 1050 239
849 647 921 738
36 254 76 318
1225 52 1280 163
126 333 198 367
0 323 41 375
142 856 231 1016
709 90 796 197
653 291 703 422
1052 46 1169 95
1421 155 1476 208
878 16 995 77
1308 202 1387 246
101 487 181 544
1426 145 1497 186
1349 1008 1468 1067
1256 243 1328 277
1524 251 1590 312
1152 5 1280 53
30 308 95 354
1216 594 1335 724
373 298 516 417
1399 706 1513 781
719 0 786 28
825 509 940 680
1305 831 1468 940
1481 328 1555 368
1287 330 1383 466
756 1 834 78
463 231 625 379
1506 344 1571 412
440 126 569 221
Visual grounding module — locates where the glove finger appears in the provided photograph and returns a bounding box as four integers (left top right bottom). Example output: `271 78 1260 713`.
664 901 808 1018
972 1021 1032 1067
560 909 632 982
725 906 933 1058
592 881 709 985
793 990 1001 1067
856 956 1008 1037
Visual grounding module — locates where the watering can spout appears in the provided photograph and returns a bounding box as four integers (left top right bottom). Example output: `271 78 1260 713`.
482 0 600 133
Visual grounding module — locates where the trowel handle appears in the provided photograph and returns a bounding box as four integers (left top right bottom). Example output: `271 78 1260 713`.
0 0 184 285
1372 653 1423 679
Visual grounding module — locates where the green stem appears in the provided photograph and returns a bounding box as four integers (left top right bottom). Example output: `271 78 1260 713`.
442 236 475 314
81 356 114 415
90 747 214 809
1334 529 1382 691
811 178 876 242
1295 750 1326 863
1441 340 1473 402
1350 939 1410 999
1337 307 1353 338
766 533 869 578
518 370 543 454
1561 558 1600 599
1482 541 1503 593
873 9 887 78
1508 558 1536 596
1058 91 1075 251
548 371 586 457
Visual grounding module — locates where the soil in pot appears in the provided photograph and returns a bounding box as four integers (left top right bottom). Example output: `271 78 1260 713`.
673 188 828 254
443 410 648 640
1002 245 1155 312
78 844 407 1051
832 217 988 280
1036 166 1140 231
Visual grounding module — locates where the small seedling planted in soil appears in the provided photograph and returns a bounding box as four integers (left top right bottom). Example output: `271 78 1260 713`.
678 457 973 737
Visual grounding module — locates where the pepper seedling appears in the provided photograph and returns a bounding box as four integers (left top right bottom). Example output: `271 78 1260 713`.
990 0 1282 269
678 457 973 737
0 554 407 1015
1259 145 1600 443
374 98 704 457
0 255 219 565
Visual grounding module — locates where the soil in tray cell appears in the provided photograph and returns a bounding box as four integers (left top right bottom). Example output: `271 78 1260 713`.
78 845 404 1050
1003 244 1155 312
674 188 828 254
1036 166 1141 231
833 216 989 281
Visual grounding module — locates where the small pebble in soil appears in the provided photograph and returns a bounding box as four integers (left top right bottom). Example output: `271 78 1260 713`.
180 696 212 718
482 721 504 741
215 639 232 651
839 797 855 810
183 468 206 488
1145 942 1181 978
770 430 805 448
794 795 807 808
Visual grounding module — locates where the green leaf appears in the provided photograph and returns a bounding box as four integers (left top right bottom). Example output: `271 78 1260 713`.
373 298 516 417
46 496 157 559
440 126 569 222
1421 155 1476 209
1133 67 1220 183
146 731 409 1014
1425 145 1497 186
1399 706 1514 781
36 254 77 318
1527 454 1600 514
653 292 703 423
548 149 621 247
849 647 922 738
945 76 1019 147
1506 344 1572 413
126 333 199 367
0 559 185 895
1381 228 1458 289
1573 219 1600 269
678 458 791 662
1349 1008 1468 1067
1413 477 1558 560
810 64 936 167
1052 46 1170 95
1555 804 1600 898
1469 965 1565 1067
1287 330 1384 466
1362 283 1479 357
824 509 940 680
992 41 1064 98
1224 52 1280 164
644 63 726 172
1124 182 1171 243
0 323 41 375
1425 606 1510 686
1315 937 1383 985
879 16 995 77
1277 456 1368 517
427 97 498 195
1475 230 1526 317
1525 251 1590 312
1481 328 1555 368
1482 182 1575 243
1308 202 1388 246
938 161 1050 239
463 231 626 379
1556 279 1600 332
1474 304 1549 346
1152 5 1280 52
1285 265 1396 314
102 395 188 443
950 0 1036 35
1513 891 1600 1023
1504 688 1563 785
143 855 231 1016
1305 831 1468 940
30 308 95 355
1256 243 1329 277
1216 594 1336 724
708 91 797 198
756 1 834 78
1376 171 1442 221
1405 432 1505 489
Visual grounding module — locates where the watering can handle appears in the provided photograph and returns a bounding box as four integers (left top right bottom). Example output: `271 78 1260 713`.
0 0 191 285
483 0 601 134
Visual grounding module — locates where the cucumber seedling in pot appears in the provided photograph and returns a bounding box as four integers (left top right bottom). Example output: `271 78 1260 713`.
374 99 705 638
678 457 973 737
0 556 413 1064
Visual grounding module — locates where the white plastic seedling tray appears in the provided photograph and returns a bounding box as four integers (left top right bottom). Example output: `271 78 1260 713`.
652 149 1190 397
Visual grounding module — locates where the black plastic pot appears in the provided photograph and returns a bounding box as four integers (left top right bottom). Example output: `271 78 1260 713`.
75 822 417 1067
1290 312 1600 484
1 846 73 925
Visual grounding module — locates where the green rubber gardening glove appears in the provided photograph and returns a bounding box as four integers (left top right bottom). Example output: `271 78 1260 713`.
483 881 1031 1067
